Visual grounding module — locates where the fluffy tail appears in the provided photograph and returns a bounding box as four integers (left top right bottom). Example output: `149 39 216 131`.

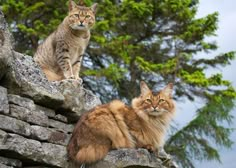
42 68 64 81
75 145 110 163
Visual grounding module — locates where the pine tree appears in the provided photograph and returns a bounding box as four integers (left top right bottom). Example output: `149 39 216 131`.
1 0 235 167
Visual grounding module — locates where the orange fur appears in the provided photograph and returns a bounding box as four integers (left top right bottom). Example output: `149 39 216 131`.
41 68 64 81
67 81 176 164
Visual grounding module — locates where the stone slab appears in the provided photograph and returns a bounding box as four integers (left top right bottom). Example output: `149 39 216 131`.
30 125 70 146
0 86 9 114
34 105 56 118
8 94 36 111
0 133 70 167
0 115 31 137
88 148 163 168
54 80 101 121
0 156 22 167
48 119 73 133
2 52 64 110
10 104 48 127
0 163 14 168
0 9 13 80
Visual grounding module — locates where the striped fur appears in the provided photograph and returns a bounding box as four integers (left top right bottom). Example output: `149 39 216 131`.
67 81 176 164
34 0 97 81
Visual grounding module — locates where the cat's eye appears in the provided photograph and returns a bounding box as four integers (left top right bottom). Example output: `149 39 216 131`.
146 99 152 103
159 99 165 103
74 14 79 17
85 15 91 18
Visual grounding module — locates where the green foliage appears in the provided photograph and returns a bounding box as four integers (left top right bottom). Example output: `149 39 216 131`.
2 0 67 54
166 90 235 167
84 63 127 86
1 0 235 167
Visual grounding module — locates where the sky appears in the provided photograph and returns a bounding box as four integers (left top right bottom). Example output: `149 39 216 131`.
174 0 236 168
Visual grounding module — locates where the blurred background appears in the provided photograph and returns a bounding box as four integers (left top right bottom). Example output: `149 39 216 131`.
191 0 236 167
0 0 235 167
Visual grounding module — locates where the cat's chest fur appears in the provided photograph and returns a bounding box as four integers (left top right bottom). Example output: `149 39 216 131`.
55 28 90 64
129 117 166 147
66 36 89 63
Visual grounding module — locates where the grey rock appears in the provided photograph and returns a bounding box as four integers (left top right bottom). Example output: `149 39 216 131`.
0 129 8 145
0 46 12 83
0 133 43 160
41 143 69 167
54 80 101 121
48 119 74 133
30 125 70 146
0 9 14 48
30 126 50 141
0 9 13 80
0 133 70 167
1 51 64 109
82 88 101 111
0 115 31 136
54 114 68 123
0 45 12 82
157 148 179 168
88 148 163 168
8 84 57 120
8 94 36 111
0 86 9 114
0 163 14 168
0 156 22 167
34 104 68 123
10 104 48 127
34 105 56 118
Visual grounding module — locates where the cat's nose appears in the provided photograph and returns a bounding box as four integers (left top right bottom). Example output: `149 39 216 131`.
79 21 84 25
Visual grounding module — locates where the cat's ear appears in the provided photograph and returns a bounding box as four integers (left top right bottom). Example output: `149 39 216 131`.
162 83 173 98
91 3 98 14
140 81 151 96
69 0 77 11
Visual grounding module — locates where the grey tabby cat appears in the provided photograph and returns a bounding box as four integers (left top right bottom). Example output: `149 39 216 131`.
34 0 97 81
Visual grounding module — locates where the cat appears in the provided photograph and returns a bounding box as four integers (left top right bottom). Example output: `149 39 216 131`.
34 0 97 81
67 81 176 164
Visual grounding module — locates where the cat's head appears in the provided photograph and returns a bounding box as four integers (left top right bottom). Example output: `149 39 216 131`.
132 81 175 118
67 0 97 31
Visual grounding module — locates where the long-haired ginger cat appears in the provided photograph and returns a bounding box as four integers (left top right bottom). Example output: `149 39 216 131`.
67 81 175 164
34 0 97 81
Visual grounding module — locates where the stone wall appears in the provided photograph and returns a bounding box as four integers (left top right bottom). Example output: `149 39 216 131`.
0 9 178 168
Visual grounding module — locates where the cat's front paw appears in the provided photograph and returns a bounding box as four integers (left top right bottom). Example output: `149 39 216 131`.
75 76 83 84
68 75 76 79
144 144 156 153
138 144 156 153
